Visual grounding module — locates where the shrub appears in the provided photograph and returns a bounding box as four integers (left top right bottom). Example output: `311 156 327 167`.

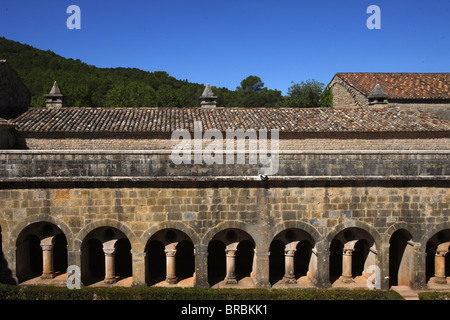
0 284 405 300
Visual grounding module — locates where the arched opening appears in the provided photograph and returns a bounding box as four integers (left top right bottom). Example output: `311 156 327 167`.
329 227 376 287
270 228 316 286
352 239 371 277
175 240 195 281
146 240 166 286
426 229 450 285
81 238 104 285
207 240 226 287
16 234 42 282
235 240 254 281
53 233 68 275
329 239 343 284
389 229 413 287
80 226 132 286
145 228 194 286
208 228 255 287
269 240 284 285
295 240 313 279
115 238 132 280
16 222 67 283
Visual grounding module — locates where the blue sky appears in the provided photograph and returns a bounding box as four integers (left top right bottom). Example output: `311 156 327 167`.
0 0 449 94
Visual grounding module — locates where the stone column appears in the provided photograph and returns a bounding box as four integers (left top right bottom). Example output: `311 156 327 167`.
40 237 55 279
434 247 449 284
103 247 116 284
342 248 354 283
283 249 297 284
225 248 237 284
165 248 178 284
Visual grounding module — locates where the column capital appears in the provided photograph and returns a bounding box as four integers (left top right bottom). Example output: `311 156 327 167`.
103 248 116 256
40 236 55 249
225 248 237 257
164 249 177 257
343 248 354 255
41 244 54 251
285 249 296 256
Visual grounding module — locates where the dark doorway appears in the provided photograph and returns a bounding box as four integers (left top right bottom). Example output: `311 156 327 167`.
146 240 166 285
115 238 132 280
235 240 254 281
269 240 285 285
207 240 226 286
176 240 195 281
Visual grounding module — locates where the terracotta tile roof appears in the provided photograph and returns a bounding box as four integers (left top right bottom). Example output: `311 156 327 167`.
11 106 450 133
335 73 450 100
0 117 14 127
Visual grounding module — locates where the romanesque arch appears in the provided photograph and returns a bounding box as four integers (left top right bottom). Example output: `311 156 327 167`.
389 229 414 287
425 228 450 286
75 219 138 252
10 215 74 253
144 228 194 286
269 228 317 287
80 226 132 285
142 221 201 250
328 226 378 287
207 228 255 287
15 221 68 283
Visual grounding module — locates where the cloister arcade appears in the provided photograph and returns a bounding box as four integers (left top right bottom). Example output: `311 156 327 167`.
4 221 450 289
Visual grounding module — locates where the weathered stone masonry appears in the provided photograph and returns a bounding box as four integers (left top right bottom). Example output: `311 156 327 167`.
1 150 449 290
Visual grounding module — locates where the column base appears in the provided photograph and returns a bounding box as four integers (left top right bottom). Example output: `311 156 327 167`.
104 277 117 284
431 276 448 285
282 276 298 284
341 276 354 283
166 277 178 285
225 277 238 285
41 272 55 280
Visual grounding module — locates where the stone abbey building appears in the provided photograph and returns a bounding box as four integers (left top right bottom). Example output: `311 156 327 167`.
0 61 449 290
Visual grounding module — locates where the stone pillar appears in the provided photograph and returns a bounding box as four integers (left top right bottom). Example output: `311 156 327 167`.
225 248 237 284
434 249 448 284
194 245 209 288
40 237 55 279
165 248 178 284
283 249 297 284
342 248 354 283
131 250 146 287
254 251 271 288
103 247 116 284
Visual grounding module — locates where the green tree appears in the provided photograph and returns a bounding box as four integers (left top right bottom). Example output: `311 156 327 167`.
237 75 265 93
155 85 181 107
320 86 333 108
282 79 324 108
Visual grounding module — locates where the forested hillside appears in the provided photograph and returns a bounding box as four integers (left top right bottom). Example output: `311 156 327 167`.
0 37 331 108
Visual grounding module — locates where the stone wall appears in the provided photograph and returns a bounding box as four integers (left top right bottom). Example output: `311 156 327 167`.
0 182 448 289
17 132 450 151
329 76 450 121
0 150 449 289
329 78 367 108
1 150 449 180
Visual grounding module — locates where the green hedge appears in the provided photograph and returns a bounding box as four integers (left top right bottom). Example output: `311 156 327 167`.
0 284 403 300
419 292 450 300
